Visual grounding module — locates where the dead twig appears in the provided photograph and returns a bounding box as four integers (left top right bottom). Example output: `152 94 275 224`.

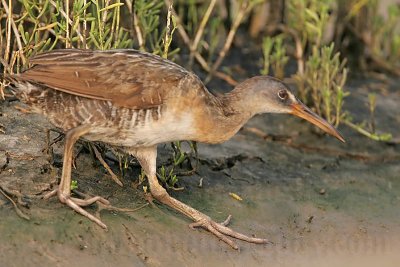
214 71 238 86
205 0 255 83
0 185 30 207
189 0 217 67
44 127 63 146
91 144 123 187
0 186 30 220
165 1 238 86
126 0 144 50
369 53 400 77
346 24 400 76
6 152 35 161
14 105 32 113
46 136 125 187
133 13 144 50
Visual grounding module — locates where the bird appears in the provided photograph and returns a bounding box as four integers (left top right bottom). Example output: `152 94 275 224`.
5 49 345 250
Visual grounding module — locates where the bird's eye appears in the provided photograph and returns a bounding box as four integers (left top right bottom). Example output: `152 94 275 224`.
278 90 288 100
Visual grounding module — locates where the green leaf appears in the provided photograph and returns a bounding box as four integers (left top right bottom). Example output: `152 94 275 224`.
99 3 124 12
305 22 320 35
305 8 319 22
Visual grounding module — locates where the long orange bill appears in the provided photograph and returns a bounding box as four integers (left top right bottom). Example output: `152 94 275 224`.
290 101 345 143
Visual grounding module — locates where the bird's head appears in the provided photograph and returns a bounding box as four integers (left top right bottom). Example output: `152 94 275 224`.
233 76 345 142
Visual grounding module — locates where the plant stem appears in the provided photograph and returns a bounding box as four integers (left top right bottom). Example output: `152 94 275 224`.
2 0 26 65
163 1 173 59
65 0 70 48
49 0 86 46
189 0 217 67
205 0 253 83
343 120 391 142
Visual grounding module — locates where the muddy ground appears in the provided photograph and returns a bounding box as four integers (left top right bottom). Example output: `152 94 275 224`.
0 74 399 267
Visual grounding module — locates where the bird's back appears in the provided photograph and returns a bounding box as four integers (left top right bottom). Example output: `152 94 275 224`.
7 49 215 147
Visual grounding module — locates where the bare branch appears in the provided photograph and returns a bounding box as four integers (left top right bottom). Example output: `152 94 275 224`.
206 0 254 83
189 0 217 67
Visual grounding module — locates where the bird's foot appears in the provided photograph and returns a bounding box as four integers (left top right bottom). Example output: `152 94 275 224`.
150 186 268 249
189 214 268 250
43 188 109 229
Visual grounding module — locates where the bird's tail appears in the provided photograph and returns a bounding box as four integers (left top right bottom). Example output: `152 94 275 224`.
1 73 48 109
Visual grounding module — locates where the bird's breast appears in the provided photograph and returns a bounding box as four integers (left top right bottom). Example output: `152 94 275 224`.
80 102 198 147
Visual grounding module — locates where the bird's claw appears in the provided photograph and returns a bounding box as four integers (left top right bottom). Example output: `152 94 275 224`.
189 214 268 250
43 187 109 229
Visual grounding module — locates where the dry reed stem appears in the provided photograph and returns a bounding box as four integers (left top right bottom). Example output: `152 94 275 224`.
189 0 217 67
133 13 144 49
65 0 70 48
164 1 237 85
2 0 26 66
205 0 253 83
125 0 144 50
163 2 173 58
49 0 87 48
83 0 88 49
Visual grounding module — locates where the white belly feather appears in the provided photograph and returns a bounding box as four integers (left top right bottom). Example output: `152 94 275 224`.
84 108 196 147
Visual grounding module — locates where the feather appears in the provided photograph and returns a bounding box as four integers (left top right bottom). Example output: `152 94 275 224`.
11 49 203 109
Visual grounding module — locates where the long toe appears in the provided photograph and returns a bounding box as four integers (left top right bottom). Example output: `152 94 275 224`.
64 196 108 229
44 187 109 229
71 196 110 206
190 216 268 250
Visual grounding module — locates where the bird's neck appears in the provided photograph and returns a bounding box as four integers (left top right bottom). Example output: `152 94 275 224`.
194 89 253 144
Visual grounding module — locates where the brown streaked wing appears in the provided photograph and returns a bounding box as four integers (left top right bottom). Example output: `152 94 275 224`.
14 49 192 109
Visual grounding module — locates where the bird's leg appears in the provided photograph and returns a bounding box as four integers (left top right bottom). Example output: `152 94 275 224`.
133 146 268 250
43 125 109 229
